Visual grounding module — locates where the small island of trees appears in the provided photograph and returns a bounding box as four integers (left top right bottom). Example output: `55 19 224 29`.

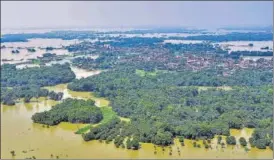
32 99 103 125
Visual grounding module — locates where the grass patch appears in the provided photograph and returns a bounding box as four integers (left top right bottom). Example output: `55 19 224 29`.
136 69 146 77
32 59 40 65
119 117 131 122
197 86 232 92
100 107 118 124
75 106 118 134
136 69 158 77
75 125 92 134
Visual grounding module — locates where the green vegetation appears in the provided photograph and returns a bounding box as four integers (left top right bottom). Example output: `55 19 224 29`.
127 137 140 150
32 99 103 125
11 50 20 54
72 53 117 70
1 85 63 105
1 63 75 105
10 150 16 157
82 117 140 149
178 136 185 146
68 66 272 149
249 124 272 149
180 32 273 42
75 107 117 134
1 63 75 87
226 136 236 145
75 125 92 134
32 59 40 65
229 51 273 59
100 107 118 124
217 136 222 144
27 48 36 52
136 69 157 77
239 137 247 146
2 31 272 152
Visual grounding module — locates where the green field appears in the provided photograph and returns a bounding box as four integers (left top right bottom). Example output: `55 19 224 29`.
136 69 157 77
75 106 120 134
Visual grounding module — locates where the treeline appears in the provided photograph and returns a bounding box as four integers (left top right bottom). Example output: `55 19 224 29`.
68 67 272 148
35 53 64 65
99 28 205 34
32 99 103 125
2 31 272 44
72 52 119 70
249 119 273 149
1 85 64 105
82 117 140 150
1 63 75 105
1 63 75 87
1 31 98 42
163 43 227 55
180 32 273 42
227 51 273 59
219 26 273 32
68 67 272 92
27 48 36 52
95 37 164 47
72 57 96 70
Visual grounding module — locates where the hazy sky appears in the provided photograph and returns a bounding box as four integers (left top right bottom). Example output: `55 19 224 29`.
1 1 273 29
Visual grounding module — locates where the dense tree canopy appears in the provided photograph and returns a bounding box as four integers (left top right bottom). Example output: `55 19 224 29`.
32 99 102 125
1 63 75 87
68 66 272 147
1 63 75 105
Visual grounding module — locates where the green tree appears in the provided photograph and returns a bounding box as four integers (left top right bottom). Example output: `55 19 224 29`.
226 136 236 145
239 137 247 146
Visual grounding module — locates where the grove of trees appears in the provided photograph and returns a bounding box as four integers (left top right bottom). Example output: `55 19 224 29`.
32 99 102 125
1 63 75 105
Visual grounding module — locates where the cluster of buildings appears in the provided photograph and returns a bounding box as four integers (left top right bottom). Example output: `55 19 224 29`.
67 41 273 76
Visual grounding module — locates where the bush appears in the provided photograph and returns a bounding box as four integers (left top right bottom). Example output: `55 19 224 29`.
239 137 247 146
217 136 222 144
255 139 267 149
249 137 255 147
226 136 236 145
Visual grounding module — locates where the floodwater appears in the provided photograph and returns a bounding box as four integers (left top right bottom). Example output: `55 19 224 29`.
163 39 204 44
0 47 70 64
242 56 273 61
70 66 102 79
1 38 79 64
216 41 273 52
1 83 272 159
1 38 80 48
43 83 109 107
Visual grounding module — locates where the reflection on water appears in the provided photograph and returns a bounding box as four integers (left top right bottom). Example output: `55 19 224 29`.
1 84 273 159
